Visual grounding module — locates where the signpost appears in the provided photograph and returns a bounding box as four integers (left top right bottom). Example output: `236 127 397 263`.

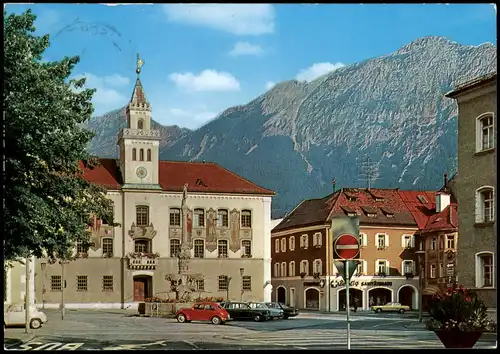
334 233 360 350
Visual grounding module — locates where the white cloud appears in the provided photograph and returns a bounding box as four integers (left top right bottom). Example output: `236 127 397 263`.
74 73 130 115
295 62 345 82
170 108 217 123
229 41 263 57
168 70 240 92
163 4 275 35
265 81 276 90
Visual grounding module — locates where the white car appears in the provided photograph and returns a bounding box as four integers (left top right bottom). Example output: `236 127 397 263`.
4 304 48 329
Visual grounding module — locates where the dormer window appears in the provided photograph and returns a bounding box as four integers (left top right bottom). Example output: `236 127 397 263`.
361 206 378 218
341 206 357 217
380 207 394 218
417 195 428 204
195 178 208 187
137 119 144 130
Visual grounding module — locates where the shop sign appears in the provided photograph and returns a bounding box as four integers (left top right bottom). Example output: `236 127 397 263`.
330 280 393 288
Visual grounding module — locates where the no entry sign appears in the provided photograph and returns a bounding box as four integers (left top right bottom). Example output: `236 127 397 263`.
334 234 360 260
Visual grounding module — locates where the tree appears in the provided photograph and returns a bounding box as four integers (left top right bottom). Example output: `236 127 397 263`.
4 9 114 262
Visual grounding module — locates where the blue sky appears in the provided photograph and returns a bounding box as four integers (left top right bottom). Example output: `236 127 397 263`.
5 4 497 129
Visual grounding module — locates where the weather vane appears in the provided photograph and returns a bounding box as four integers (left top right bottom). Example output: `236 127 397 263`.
136 53 144 76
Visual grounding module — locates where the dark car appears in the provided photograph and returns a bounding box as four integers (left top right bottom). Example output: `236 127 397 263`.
266 302 299 319
220 301 271 322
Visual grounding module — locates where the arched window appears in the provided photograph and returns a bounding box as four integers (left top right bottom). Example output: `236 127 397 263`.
132 148 137 161
476 113 494 152
289 261 295 277
476 186 495 223
139 149 144 161
281 262 287 277
475 252 494 288
147 149 151 161
137 119 144 130
274 263 280 277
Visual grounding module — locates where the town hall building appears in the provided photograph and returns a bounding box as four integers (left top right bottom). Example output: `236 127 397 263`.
35 69 275 309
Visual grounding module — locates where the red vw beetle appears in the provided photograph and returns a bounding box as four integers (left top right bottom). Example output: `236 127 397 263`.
175 302 230 325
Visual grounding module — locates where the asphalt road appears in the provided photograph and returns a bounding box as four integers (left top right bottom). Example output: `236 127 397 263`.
4 309 497 350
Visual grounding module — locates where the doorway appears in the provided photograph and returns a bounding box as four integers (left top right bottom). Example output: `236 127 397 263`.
304 288 320 309
133 275 152 301
277 286 286 303
338 288 363 311
398 286 417 309
368 287 392 307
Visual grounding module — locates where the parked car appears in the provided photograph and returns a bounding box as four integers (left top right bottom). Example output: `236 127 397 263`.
266 302 299 319
220 301 271 322
175 302 230 325
371 302 411 314
248 302 284 319
4 304 48 329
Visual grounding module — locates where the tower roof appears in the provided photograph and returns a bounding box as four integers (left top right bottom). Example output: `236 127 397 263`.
130 78 149 107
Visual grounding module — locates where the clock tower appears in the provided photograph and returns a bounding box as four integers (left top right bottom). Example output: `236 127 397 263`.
117 54 161 188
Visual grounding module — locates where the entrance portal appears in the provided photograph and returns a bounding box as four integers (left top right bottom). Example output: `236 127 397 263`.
133 275 152 301
338 288 363 311
398 286 416 309
368 287 392 307
305 288 320 309
277 286 286 304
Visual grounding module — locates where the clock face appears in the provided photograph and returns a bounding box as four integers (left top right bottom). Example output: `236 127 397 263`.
136 167 148 179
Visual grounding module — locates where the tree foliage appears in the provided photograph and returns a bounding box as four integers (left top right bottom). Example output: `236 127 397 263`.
4 9 114 262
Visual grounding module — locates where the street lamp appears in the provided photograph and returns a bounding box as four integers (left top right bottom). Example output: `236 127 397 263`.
226 276 232 301
415 250 425 323
240 268 245 301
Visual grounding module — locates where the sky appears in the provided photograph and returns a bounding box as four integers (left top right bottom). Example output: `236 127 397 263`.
5 4 497 130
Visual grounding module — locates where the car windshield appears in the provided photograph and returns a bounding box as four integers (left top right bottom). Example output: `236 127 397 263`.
265 302 279 308
251 303 268 309
278 302 290 308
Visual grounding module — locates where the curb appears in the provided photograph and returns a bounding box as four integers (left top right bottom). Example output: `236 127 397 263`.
5 333 36 344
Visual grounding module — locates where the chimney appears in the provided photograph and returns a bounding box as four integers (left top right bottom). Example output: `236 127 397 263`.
332 178 337 193
436 191 451 213
443 173 448 190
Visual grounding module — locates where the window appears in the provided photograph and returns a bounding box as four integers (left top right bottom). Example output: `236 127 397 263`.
51 275 62 291
313 232 322 247
274 263 280 277
356 261 365 275
217 209 228 227
300 260 309 275
476 187 495 223
170 239 181 257
147 149 151 161
477 113 494 152
193 209 205 227
134 239 149 253
137 119 144 129
196 279 205 291
430 264 437 278
218 275 229 290
289 236 295 251
376 260 388 275
77 275 88 292
376 234 387 249
103 202 114 225
300 234 308 249
274 238 279 253
446 234 455 249
136 206 149 226
280 238 286 252
169 208 181 226
403 260 414 275
194 240 204 258
476 253 494 288
102 238 113 256
430 237 436 251
242 276 252 291
281 262 287 277
139 149 144 161
132 148 137 161
241 210 252 228
241 240 252 257
439 263 444 277
359 233 367 247
313 259 322 275
402 235 412 249
102 276 113 291
76 242 87 253
218 240 228 258
289 261 295 277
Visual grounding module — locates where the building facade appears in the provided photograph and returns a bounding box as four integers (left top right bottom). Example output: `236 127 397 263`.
271 188 424 312
4 258 36 307
445 72 496 308
34 75 274 309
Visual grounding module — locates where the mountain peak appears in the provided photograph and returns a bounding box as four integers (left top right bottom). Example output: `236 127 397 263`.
395 35 459 54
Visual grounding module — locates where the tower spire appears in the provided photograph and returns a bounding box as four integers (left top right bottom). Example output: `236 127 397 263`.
136 53 144 78
129 53 149 107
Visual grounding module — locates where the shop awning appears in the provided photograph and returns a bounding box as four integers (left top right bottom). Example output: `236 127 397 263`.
422 285 441 296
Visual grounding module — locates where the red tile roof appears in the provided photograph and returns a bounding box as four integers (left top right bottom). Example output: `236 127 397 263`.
80 158 274 195
398 190 437 229
421 205 458 234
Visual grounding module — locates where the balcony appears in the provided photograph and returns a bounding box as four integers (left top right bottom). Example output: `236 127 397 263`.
127 252 159 270
118 128 161 141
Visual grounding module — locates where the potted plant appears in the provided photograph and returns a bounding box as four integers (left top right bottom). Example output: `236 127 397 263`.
425 284 496 348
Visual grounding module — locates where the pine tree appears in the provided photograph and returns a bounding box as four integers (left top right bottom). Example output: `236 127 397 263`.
4 9 114 262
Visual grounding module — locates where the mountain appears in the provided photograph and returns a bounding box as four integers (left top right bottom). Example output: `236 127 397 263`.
87 36 497 218
85 107 191 158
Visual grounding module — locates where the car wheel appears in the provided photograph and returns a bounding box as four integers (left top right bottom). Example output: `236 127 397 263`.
283 315 289 320
177 314 187 323
253 315 262 322
399 309 405 314
211 316 222 325
376 308 382 313
30 318 42 329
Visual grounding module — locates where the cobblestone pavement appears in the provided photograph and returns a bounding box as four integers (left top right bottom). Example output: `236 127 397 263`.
4 309 497 350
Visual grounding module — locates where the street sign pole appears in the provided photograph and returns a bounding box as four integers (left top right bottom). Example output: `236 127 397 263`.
345 260 351 350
